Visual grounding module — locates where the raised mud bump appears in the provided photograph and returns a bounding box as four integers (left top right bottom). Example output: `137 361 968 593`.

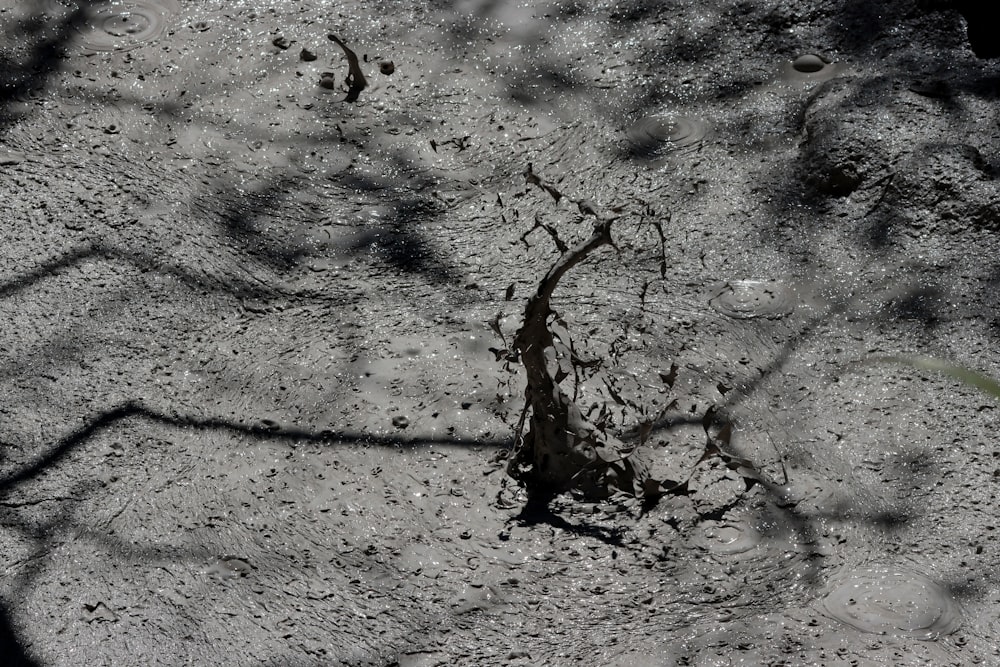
780 54 843 85
696 519 761 555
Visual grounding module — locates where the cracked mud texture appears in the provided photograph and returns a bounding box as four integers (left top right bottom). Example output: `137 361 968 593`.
1 0 1000 665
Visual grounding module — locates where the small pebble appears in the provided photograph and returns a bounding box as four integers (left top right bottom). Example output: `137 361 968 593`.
272 36 291 50
391 415 409 429
379 60 395 75
300 48 317 62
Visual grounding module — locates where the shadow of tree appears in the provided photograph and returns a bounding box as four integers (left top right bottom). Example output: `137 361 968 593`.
0 0 995 662
0 4 497 658
0 6 85 137
0 602 40 667
0 400 510 494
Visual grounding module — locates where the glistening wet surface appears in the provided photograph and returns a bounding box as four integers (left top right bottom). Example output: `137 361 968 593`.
39 0 181 51
819 564 963 640
625 114 711 159
708 279 798 320
695 517 761 555
1 0 999 664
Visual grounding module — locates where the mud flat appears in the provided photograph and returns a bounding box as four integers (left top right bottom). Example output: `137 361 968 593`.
0 0 999 664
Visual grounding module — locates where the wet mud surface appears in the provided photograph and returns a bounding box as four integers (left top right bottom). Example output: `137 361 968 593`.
1 0 1000 664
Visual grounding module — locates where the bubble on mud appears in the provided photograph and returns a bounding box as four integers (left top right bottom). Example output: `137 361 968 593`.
820 565 962 639
66 0 181 52
792 54 826 73
318 72 337 90
696 519 760 555
780 54 843 85
708 280 796 320
626 115 710 158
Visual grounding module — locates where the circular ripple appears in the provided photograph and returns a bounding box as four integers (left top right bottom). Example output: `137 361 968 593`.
696 519 761 555
626 115 710 158
820 565 962 639
780 54 843 85
708 280 796 320
68 0 180 51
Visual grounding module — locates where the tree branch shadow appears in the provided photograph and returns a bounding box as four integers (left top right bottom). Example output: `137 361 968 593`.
0 399 511 494
0 601 39 667
1 0 992 662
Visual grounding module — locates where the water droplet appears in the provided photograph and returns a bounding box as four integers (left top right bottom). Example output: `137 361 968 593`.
708 280 796 320
820 565 962 639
